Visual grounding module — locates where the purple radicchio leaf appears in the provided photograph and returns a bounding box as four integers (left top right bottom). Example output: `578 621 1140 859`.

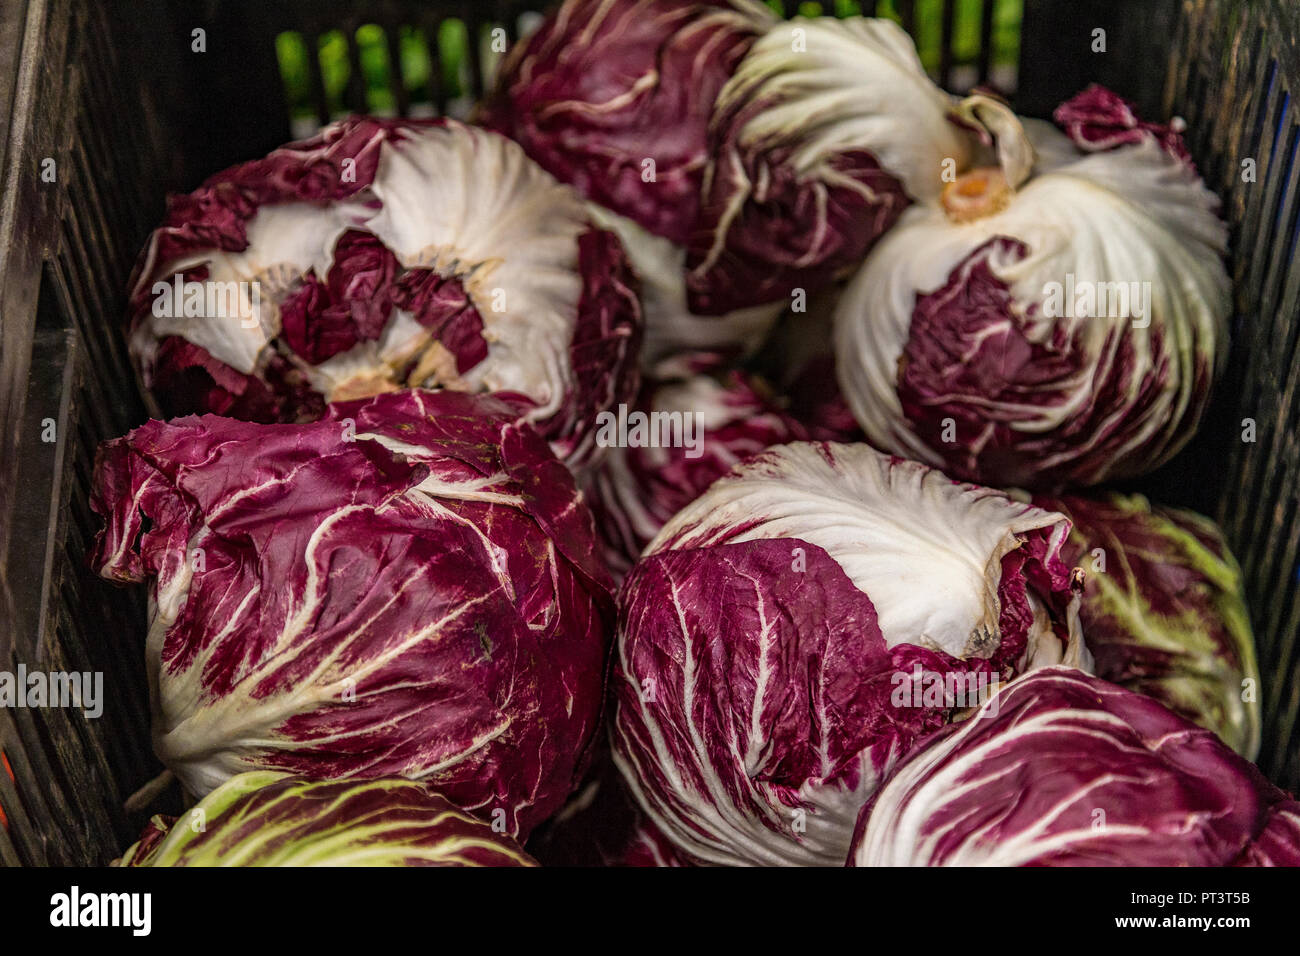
278 230 403 366
833 101 1228 490
611 442 1086 865
479 0 775 245
1053 84 1194 167
685 17 972 314
1233 800 1300 867
129 116 418 311
1035 492 1261 759
584 366 809 582
89 389 612 839
850 667 1289 867
128 118 643 470
532 227 644 467
892 236 1178 489
391 268 489 375
146 333 325 424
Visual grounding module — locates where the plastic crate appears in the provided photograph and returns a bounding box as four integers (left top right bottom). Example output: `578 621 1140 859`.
0 0 1295 866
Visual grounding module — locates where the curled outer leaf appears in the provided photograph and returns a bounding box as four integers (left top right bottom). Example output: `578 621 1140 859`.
835 89 1229 489
612 442 1087 866
1036 492 1261 759
850 668 1289 867
129 118 642 468
117 772 536 867
686 17 973 314
90 390 611 840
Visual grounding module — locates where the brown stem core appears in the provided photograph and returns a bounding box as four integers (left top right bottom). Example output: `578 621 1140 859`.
941 166 1012 223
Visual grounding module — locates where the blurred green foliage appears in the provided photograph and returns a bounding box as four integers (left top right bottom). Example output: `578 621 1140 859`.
276 0 1023 123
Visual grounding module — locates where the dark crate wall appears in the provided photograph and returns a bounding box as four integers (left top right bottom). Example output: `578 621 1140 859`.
1163 0 1300 788
0 0 181 866
0 0 1296 866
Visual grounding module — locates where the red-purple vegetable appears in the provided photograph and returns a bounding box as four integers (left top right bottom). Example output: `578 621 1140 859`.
850 668 1292 866
480 0 776 246
1038 492 1260 758
834 88 1229 489
129 117 642 467
585 363 810 579
612 442 1086 865
685 17 971 314
90 390 611 839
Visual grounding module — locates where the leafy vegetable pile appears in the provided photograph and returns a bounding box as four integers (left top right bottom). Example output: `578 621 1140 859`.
88 2 1292 867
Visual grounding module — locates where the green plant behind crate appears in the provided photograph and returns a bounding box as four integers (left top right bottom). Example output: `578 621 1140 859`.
276 2 1022 127
277 20 474 124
